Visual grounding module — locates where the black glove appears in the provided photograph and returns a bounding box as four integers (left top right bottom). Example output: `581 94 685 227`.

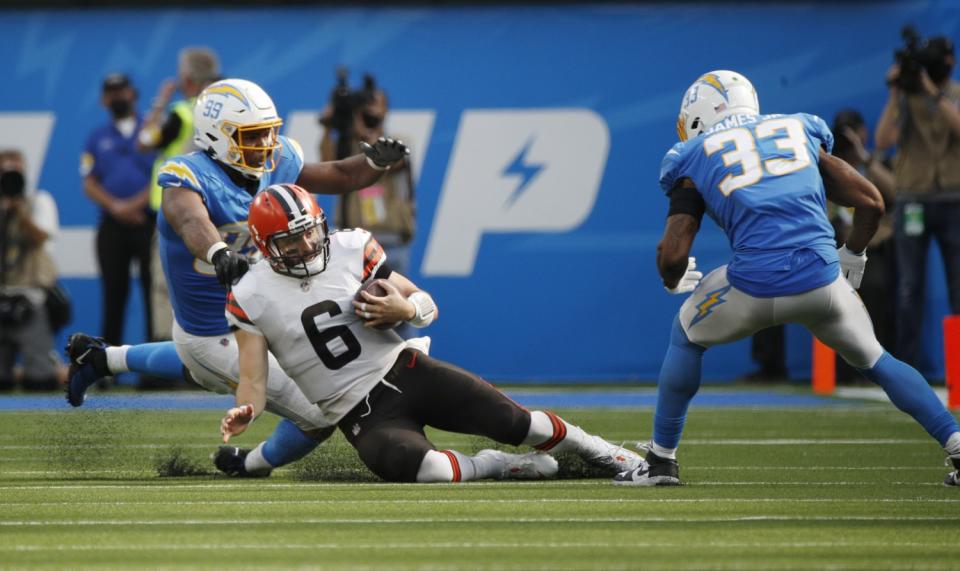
360 137 410 169
211 247 249 290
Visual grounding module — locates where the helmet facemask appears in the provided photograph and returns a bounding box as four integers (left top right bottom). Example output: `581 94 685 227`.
223 120 283 179
264 213 330 278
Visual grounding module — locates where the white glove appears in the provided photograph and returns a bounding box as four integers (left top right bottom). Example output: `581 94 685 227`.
665 257 703 295
837 245 867 289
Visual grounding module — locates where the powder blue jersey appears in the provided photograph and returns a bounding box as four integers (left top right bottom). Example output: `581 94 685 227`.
659 113 838 297
156 136 304 336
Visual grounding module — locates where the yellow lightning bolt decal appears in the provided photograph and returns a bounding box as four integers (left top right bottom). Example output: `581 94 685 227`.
697 73 728 101
159 162 200 190
690 285 732 327
205 84 249 107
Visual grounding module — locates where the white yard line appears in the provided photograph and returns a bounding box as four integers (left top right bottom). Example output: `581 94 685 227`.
701 466 942 470
2 498 958 507
0 444 215 450
0 515 952 527
680 438 930 445
2 540 953 552
3 470 155 476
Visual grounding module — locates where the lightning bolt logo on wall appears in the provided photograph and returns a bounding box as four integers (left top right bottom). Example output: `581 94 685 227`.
502 139 545 208
423 109 609 277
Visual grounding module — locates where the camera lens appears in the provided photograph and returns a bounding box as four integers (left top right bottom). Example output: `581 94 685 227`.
362 112 384 129
0 170 25 197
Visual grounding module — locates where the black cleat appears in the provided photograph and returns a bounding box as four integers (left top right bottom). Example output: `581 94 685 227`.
212 446 271 478
946 455 960 487
64 333 110 407
612 444 682 487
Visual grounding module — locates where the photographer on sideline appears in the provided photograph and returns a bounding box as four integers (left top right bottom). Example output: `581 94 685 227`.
0 150 61 391
319 71 416 279
876 30 960 369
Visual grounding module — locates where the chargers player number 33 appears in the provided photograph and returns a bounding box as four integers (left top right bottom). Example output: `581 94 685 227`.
703 117 812 196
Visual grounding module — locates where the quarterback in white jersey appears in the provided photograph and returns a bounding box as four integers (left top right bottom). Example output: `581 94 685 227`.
65 78 414 479
226 226 428 423
221 184 645 483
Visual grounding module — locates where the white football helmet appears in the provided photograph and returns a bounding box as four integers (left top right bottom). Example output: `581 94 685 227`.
193 79 283 179
676 70 759 141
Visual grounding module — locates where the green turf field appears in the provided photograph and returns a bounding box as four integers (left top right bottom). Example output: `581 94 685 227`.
1 403 958 570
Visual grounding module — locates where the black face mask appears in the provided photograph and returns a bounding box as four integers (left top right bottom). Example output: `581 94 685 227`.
108 99 133 118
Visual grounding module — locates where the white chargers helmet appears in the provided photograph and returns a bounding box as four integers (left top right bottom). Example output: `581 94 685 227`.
193 79 283 180
676 70 759 141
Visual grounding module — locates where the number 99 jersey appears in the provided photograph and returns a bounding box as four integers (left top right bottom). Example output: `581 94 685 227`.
659 112 838 298
157 136 305 337
224 228 430 424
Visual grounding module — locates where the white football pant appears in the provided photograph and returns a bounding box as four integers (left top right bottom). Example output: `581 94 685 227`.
172 321 332 431
679 266 884 369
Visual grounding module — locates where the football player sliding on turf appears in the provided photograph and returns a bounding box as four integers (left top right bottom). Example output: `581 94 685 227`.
219 183 641 482
614 70 960 487
64 78 412 477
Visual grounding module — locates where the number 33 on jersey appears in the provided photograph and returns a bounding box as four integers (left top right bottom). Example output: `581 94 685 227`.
659 112 838 297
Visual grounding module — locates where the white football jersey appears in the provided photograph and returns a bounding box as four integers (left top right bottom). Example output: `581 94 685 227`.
226 229 429 423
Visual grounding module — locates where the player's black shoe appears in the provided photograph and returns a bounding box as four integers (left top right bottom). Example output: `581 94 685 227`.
945 454 960 487
65 333 110 407
612 444 682 487
212 446 271 478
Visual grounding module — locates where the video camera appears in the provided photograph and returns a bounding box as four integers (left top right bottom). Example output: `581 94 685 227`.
0 170 25 199
894 26 955 94
322 67 380 160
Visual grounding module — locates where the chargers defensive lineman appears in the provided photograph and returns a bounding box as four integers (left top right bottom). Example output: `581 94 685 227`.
614 71 960 487
218 183 642 482
65 79 410 476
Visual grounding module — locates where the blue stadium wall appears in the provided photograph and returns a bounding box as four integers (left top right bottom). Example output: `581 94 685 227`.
1 2 957 382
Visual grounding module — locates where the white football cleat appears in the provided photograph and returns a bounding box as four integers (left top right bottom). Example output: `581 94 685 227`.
578 434 644 474
477 449 558 480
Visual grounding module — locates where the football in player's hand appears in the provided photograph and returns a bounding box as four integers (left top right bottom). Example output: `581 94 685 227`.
355 279 401 330
357 278 388 299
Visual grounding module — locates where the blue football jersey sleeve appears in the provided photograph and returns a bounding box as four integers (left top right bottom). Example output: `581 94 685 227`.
157 158 204 193
659 142 688 195
799 113 834 155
